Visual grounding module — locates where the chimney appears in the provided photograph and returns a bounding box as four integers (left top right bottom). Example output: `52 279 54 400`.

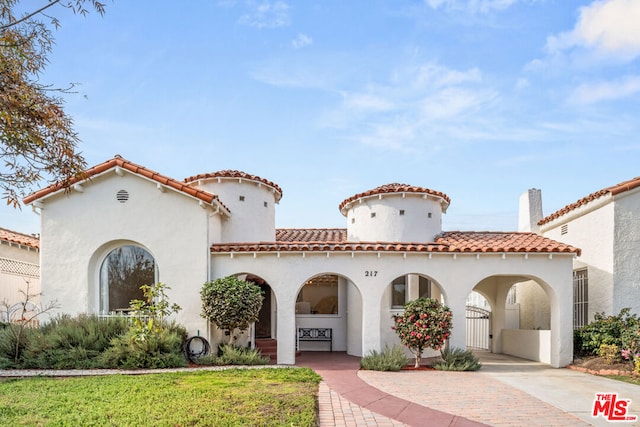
519 189 543 233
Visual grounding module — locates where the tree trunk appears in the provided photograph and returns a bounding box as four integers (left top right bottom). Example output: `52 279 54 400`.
414 351 421 368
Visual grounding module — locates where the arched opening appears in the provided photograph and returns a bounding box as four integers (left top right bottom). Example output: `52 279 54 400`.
295 273 362 356
382 273 446 359
473 275 555 364
99 245 156 314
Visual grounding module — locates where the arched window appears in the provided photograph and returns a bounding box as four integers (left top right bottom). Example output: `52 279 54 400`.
99 245 156 313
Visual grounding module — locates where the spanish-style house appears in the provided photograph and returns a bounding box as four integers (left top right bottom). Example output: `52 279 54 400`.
23 155 581 367
0 227 40 320
519 177 640 329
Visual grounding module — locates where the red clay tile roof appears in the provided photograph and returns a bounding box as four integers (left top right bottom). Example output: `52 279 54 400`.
0 227 39 249
339 183 451 214
23 156 229 213
538 176 640 226
210 229 580 255
184 170 283 202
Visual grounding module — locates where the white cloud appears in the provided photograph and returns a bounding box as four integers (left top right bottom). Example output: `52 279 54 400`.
239 1 290 29
546 0 640 60
424 0 520 13
292 33 313 49
570 75 640 104
342 93 395 113
325 62 497 150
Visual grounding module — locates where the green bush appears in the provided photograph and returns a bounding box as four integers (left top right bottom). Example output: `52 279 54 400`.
213 344 269 366
360 344 410 371
0 322 37 367
598 343 622 364
574 308 639 357
22 314 130 369
432 347 481 371
99 322 187 369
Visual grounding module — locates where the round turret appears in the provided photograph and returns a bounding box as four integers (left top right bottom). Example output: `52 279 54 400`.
184 170 282 243
339 183 450 242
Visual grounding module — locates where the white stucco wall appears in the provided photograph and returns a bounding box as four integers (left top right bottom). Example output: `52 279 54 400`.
0 242 39 264
345 195 443 242
541 199 615 320
613 189 640 315
35 171 214 336
502 329 551 364
193 179 277 243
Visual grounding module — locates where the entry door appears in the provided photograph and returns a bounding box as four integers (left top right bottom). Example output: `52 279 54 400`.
255 284 271 339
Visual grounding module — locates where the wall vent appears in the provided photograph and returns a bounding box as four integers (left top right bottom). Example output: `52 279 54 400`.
116 190 129 203
239 196 245 202
561 224 568 235
399 210 405 216
264 201 268 207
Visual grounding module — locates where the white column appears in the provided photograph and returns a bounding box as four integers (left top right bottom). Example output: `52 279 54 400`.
447 293 468 351
276 289 297 365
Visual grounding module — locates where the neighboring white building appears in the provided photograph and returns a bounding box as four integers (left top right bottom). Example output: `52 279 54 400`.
519 177 640 329
0 228 40 316
24 156 581 367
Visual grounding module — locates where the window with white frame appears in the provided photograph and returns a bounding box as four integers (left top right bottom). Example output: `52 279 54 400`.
573 268 588 329
391 275 433 309
100 245 156 313
391 276 406 309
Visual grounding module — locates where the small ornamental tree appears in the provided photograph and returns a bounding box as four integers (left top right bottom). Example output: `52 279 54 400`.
200 276 263 345
392 297 452 368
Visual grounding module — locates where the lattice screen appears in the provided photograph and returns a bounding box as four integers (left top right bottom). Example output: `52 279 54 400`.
0 257 40 278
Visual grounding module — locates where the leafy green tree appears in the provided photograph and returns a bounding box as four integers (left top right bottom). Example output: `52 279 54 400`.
392 297 452 368
200 276 264 345
129 282 181 343
0 1 107 207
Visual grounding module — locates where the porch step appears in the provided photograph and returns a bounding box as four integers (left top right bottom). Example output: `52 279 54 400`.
255 339 302 363
255 339 278 362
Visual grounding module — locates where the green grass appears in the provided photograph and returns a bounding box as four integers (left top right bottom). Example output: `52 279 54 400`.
604 374 640 386
0 368 321 426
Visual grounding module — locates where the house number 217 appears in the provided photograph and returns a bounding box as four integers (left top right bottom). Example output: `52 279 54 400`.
364 271 378 277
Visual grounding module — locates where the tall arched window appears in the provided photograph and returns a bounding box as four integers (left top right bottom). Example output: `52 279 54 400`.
99 245 156 313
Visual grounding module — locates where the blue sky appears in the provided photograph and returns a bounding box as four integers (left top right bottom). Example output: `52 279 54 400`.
2 0 640 235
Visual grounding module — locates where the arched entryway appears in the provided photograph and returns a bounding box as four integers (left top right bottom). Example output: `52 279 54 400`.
294 273 362 356
473 275 555 364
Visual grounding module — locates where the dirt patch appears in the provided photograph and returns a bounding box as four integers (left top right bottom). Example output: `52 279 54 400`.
570 356 636 376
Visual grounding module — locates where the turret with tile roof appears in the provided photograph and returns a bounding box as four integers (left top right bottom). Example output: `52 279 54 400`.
339 183 450 243
184 170 282 243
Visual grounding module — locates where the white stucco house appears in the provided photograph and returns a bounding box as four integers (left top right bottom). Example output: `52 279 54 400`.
0 228 40 312
519 177 640 329
24 155 581 367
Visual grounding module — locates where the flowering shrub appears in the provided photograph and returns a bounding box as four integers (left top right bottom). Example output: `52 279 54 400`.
621 326 640 375
392 297 452 368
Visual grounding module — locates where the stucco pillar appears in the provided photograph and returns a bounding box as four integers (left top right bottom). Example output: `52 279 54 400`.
448 293 467 351
550 273 573 368
361 284 385 356
492 285 511 354
276 289 297 365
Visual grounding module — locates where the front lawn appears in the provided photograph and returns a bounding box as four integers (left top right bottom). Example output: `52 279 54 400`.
0 368 321 426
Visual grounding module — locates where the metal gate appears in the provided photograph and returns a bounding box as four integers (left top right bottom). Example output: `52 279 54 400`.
466 306 491 350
